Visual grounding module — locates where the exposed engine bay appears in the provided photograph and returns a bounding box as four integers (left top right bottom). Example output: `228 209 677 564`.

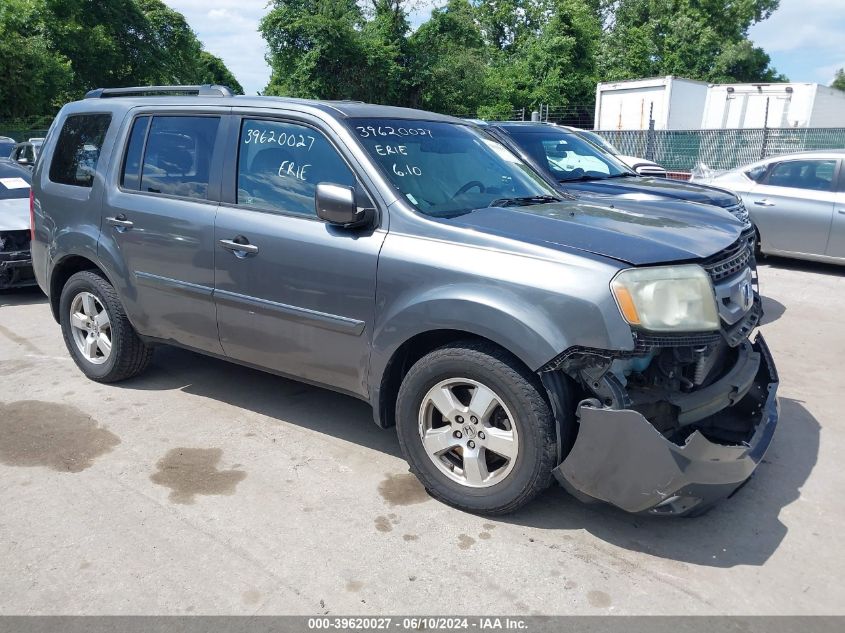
543 232 778 515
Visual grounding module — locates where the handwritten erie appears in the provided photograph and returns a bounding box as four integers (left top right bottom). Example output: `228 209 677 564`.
278 160 310 181
244 127 316 151
375 144 407 156
356 126 433 139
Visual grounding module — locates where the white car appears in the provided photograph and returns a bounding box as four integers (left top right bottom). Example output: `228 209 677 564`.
0 159 36 288
694 151 845 265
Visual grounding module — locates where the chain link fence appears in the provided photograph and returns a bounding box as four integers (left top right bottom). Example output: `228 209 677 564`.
452 105 845 173
0 115 55 143
594 128 845 172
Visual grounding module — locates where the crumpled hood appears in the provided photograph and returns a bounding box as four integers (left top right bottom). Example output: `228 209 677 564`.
0 198 30 232
441 199 743 265
561 176 739 208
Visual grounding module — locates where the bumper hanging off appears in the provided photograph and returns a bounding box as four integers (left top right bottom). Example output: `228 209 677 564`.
552 334 779 516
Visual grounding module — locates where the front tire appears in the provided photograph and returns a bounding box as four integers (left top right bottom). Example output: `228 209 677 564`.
59 270 152 382
396 341 557 515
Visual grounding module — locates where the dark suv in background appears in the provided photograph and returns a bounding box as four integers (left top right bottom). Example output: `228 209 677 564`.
31 86 778 517
481 121 752 230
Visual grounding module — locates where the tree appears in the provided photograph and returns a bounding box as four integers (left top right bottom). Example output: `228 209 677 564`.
261 0 368 99
261 0 412 103
0 0 73 118
0 0 243 120
481 0 602 113
600 0 786 83
198 51 244 94
407 0 489 114
41 0 157 92
832 69 845 92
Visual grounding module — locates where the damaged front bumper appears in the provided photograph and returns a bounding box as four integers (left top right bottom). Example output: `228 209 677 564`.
552 333 779 516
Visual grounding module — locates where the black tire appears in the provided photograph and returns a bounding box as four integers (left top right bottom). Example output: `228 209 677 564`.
59 270 153 382
395 340 557 515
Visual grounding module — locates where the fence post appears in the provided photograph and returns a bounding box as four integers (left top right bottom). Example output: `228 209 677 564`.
645 103 655 161
760 97 770 159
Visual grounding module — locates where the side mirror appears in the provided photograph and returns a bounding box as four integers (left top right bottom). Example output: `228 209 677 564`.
315 183 374 228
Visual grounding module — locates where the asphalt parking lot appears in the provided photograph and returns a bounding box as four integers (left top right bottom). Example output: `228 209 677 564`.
0 257 843 615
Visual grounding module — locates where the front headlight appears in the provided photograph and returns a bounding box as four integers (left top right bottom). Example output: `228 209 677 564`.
610 265 719 332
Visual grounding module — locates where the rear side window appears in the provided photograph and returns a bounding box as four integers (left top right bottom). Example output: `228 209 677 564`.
139 116 220 199
121 116 150 190
49 114 111 187
237 119 356 217
764 159 836 191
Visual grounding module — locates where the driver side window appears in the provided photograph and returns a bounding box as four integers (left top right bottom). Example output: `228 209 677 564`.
237 119 356 218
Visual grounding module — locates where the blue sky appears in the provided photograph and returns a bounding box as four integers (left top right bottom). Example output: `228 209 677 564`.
165 0 845 96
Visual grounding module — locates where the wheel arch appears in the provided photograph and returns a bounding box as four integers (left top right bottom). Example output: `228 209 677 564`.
48 254 112 323
369 290 577 429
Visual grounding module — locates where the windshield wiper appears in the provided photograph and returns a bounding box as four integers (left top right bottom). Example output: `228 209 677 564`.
558 175 599 183
488 195 561 207
597 173 635 179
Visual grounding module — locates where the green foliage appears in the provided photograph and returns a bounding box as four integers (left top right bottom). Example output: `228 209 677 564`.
0 1 73 118
198 51 244 95
260 0 784 116
407 0 488 114
600 0 785 83
3 0 788 121
0 0 243 120
832 69 845 92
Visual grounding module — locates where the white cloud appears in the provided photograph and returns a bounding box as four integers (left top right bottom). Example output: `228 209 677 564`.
749 0 845 83
164 1 271 95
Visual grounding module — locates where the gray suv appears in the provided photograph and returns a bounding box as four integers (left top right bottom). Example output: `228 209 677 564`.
31 85 778 516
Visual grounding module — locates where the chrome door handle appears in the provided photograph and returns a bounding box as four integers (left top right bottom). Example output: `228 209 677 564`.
106 215 134 230
753 200 775 207
219 238 259 256
838 209 845 214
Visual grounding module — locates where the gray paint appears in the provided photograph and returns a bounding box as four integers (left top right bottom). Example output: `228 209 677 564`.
33 94 742 419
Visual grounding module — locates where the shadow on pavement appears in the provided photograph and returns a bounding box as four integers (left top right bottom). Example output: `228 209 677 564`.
758 255 844 276
500 397 819 568
760 295 786 325
118 346 818 568
0 286 47 307
121 345 403 459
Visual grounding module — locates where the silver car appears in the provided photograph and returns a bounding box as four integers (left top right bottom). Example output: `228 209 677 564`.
696 151 845 265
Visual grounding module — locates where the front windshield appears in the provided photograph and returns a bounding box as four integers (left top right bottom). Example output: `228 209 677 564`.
505 127 632 182
350 119 558 217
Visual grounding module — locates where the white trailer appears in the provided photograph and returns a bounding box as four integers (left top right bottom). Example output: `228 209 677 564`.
701 83 845 129
594 76 709 131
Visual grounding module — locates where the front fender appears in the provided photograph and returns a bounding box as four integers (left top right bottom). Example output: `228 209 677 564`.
371 285 566 381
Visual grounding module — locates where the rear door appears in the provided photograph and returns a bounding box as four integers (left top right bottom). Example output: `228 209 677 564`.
100 110 228 354
213 115 386 397
743 158 837 256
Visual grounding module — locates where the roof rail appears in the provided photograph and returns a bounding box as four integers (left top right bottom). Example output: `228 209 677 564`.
84 84 234 99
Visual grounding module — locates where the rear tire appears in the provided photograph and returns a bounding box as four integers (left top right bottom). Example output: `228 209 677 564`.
396 340 557 515
59 270 152 382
